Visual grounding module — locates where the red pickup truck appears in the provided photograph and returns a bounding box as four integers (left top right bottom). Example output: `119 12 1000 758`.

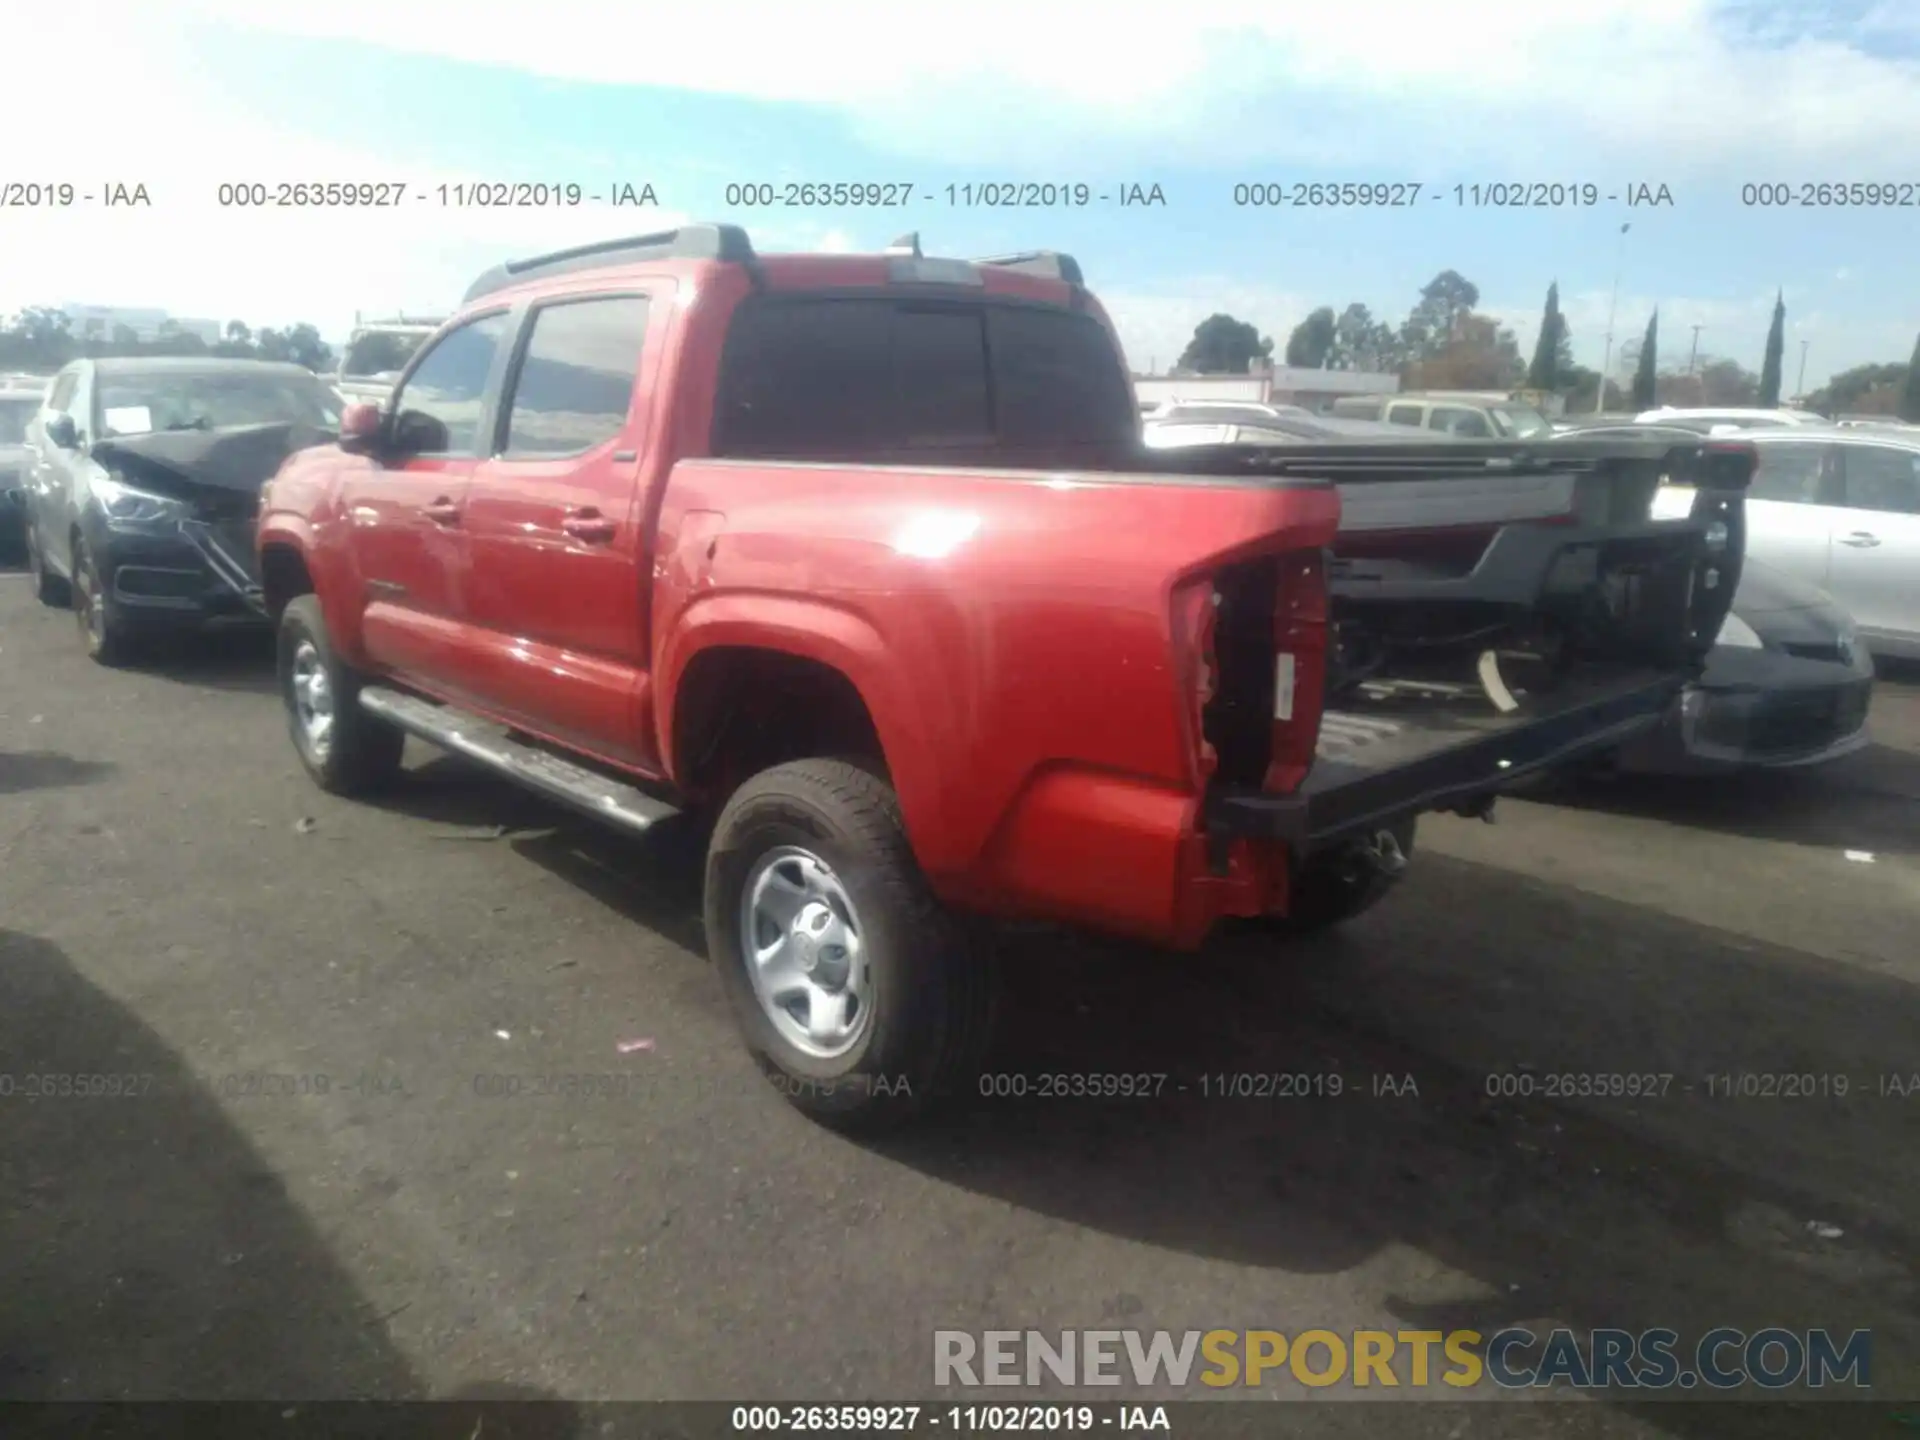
256 225 1750 1129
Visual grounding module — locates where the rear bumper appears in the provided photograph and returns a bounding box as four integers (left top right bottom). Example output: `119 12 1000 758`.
960 671 1688 950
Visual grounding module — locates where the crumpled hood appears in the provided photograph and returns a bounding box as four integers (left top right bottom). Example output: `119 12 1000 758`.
90 421 334 499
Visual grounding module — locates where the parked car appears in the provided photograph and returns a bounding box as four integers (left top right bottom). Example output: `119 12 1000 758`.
0 381 49 562
1634 406 1827 429
1328 391 1554 438
1610 560 1873 773
1145 414 1449 446
21 357 340 664
1141 400 1315 426
256 225 1745 1130
1650 426 1920 660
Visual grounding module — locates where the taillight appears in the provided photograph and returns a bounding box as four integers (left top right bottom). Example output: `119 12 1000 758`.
1264 548 1328 794
1173 577 1220 785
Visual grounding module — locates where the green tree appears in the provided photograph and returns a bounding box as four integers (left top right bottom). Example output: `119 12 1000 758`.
1902 332 1920 424
1804 361 1908 416
1400 270 1481 360
1405 313 1525 390
1526 281 1565 391
1758 289 1786 407
1284 307 1337 368
225 320 252 346
285 322 333 372
1176 313 1274 375
1631 310 1659 410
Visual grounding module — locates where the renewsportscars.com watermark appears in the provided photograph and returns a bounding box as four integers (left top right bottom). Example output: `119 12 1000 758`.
934 1328 1872 1392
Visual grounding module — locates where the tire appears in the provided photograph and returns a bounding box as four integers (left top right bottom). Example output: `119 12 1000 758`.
25 521 69 607
1271 816 1418 935
70 538 139 666
277 594 405 795
705 758 995 1133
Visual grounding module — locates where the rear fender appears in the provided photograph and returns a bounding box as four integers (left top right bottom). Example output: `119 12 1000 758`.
658 593 946 851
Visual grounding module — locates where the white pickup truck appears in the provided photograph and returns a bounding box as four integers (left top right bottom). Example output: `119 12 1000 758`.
331 317 444 406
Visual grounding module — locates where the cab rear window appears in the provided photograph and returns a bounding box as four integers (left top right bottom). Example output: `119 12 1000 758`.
712 296 1135 458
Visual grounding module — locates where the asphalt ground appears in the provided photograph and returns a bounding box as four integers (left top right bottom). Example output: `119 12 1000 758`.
3 569 1919 1438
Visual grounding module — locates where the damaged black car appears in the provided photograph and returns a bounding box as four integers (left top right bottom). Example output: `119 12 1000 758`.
22 358 338 665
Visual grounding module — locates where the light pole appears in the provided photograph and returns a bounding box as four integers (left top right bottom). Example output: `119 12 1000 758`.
1596 222 1631 411
1688 324 1703 375
1796 339 1810 401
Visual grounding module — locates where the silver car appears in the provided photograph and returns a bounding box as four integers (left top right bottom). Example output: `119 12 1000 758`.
0 383 48 561
1653 426 1920 660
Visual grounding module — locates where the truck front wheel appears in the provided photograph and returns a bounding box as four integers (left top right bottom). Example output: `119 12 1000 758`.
1273 817 1418 934
277 595 405 796
705 758 994 1132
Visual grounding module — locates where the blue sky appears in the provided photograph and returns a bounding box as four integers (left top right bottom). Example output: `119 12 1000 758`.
9 0 1919 390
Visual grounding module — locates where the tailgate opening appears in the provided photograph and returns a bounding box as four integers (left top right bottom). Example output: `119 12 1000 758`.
1192 439 1750 855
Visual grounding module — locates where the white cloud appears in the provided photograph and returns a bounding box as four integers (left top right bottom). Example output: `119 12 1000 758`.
139 0 1920 173
0 10 691 341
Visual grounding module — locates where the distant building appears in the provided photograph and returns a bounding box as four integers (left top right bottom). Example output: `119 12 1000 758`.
1134 359 1400 412
60 303 224 345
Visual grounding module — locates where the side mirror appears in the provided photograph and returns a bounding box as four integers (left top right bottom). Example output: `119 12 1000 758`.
389 408 449 457
338 402 385 455
45 413 79 450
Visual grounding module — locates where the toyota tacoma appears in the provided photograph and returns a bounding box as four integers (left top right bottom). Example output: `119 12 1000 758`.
256 226 1750 1129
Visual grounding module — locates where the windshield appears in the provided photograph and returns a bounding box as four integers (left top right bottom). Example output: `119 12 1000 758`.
341 331 430 379
1489 404 1552 438
95 371 337 437
0 397 37 445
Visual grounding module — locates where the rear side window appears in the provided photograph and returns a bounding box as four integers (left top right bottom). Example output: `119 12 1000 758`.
502 296 650 458
1840 444 1920 515
1385 403 1423 427
712 297 1134 457
1748 443 1829 503
1331 397 1381 420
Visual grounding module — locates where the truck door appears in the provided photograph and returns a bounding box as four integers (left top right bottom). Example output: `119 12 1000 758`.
341 310 512 688
458 292 659 767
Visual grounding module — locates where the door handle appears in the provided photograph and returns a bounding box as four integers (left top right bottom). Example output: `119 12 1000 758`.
1839 531 1881 548
561 509 617 543
422 497 462 525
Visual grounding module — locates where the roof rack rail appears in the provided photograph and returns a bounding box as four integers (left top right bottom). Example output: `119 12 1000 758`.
971 250 1085 286
462 223 756 303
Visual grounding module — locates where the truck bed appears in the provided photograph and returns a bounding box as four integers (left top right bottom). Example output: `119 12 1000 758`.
1179 436 1752 855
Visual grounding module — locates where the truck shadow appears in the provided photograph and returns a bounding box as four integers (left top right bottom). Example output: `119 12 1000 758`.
870 858 1920 1432
0 927 581 1429
351 765 1920 1429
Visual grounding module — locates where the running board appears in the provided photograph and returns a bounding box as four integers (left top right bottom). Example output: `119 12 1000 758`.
357 686 679 836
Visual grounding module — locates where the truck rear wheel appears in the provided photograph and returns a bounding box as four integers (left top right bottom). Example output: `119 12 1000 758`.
1273 817 1418 934
277 595 405 796
705 758 994 1132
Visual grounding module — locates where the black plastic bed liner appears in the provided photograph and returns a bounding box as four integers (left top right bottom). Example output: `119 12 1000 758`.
1205 664 1681 854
